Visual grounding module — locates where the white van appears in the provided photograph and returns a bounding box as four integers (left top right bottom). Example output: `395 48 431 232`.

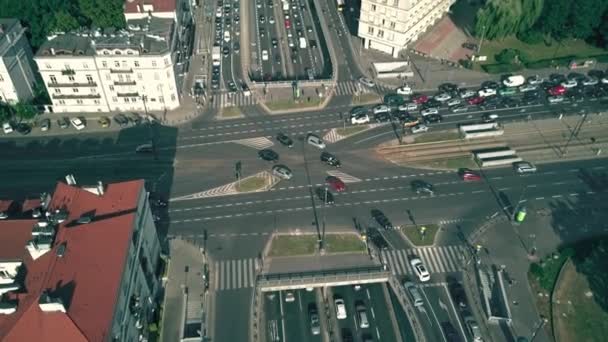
299 37 307 49
502 75 525 87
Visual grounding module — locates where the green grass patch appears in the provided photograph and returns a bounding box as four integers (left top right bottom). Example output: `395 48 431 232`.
401 224 439 246
351 93 380 105
324 234 366 253
529 248 574 292
413 131 461 144
268 235 318 257
235 176 267 193
220 107 243 118
336 125 369 137
266 98 322 111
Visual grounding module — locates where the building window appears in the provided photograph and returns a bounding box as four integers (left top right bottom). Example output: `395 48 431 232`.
124 98 130 103
45 63 51 69
102 61 108 68
371 4 376 11
76 99 83 104
54 88 61 93
58 100 66 105
393 0 399 5
390 21 396 29
68 76 75 81
86 75 94 83
115 51 122 55
112 97 118 102
151 60 157 67
131 97 138 102
50 75 57 84
109 85 114 91
164 58 169 66
368 26 374 34
114 61 120 68
134 61 140 67
159 96 164 103
83 63 89 69
125 75 132 82
137 73 142 80
91 88 97 93
106 74 111 81
118 74 124 82
171 94 176 101
154 72 159 80
72 88 79 93
94 99 100 104
378 29 385 38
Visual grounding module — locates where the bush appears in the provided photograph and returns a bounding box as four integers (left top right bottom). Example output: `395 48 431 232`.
482 63 524 74
517 30 545 44
495 48 520 64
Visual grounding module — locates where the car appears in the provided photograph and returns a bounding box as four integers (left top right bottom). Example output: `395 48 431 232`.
271 38 278 48
98 116 111 128
547 95 564 104
228 81 238 93
601 76 608 84
498 87 517 96
2 122 13 134
410 257 431 282
420 108 439 116
550 73 567 84
315 187 335 204
272 165 293 179
284 19 291 29
309 40 318 48
309 306 321 335
519 84 538 93
367 228 389 250
502 75 525 87
374 112 391 122
341 328 353 342
447 98 462 107
259 15 265 23
398 103 418 111
481 113 498 121
412 94 429 104
424 114 442 124
527 75 544 85
261 49 269 61
434 92 452 102
359 77 375 88
320 151 341 167
321 174 344 192
441 322 462 342
269 16 275 24
561 79 577 88
223 30 230 42
233 42 240 53
582 76 598 86
276 133 293 148
480 80 499 89
383 94 406 107
411 180 434 195
404 281 424 307
447 279 468 309
355 302 370 328
396 85 413 95
478 88 497 97
411 124 429 134
401 115 420 127
15 123 31 135
459 89 477 98
439 83 458 93
259 27 266 36
306 133 326 149
372 104 390 115
467 96 484 105
513 161 537 174
284 291 295 302
70 117 86 130
371 209 393 230
465 317 483 342
334 298 347 319
57 117 70 129
258 149 279 162
451 104 468 113
459 168 481 181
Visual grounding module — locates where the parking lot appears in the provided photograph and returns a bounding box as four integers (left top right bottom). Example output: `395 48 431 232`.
250 0 329 82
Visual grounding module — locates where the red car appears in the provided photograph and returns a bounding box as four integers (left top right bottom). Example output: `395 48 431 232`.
548 85 566 96
467 96 484 105
285 20 291 29
412 94 429 104
458 169 482 181
325 176 346 192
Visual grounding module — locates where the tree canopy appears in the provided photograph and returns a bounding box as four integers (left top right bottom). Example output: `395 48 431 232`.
0 0 125 50
474 0 544 40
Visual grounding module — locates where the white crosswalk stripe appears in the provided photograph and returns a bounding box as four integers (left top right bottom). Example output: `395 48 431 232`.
211 92 258 108
326 170 362 183
214 258 258 291
335 81 395 96
233 137 274 150
381 246 467 275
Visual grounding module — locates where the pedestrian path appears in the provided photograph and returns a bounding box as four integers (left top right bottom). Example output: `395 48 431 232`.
213 257 259 291
334 80 393 96
232 137 274 150
326 170 362 183
210 92 258 108
381 245 467 275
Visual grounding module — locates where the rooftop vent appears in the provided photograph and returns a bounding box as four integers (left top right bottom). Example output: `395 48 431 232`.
38 291 66 313
0 302 18 315
27 236 53 260
47 208 68 224
76 214 93 224
65 174 76 185
56 242 67 257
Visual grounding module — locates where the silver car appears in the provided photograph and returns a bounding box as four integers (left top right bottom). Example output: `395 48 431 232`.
513 161 537 174
272 165 293 179
306 134 326 149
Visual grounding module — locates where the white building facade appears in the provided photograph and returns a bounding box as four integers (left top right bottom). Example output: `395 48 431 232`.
34 15 181 113
0 19 38 104
357 0 455 58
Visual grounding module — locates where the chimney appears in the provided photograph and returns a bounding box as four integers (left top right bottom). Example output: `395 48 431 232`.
97 181 105 196
38 291 66 313
65 174 76 185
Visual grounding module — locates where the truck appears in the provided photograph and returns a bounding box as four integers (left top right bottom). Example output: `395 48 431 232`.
299 37 307 49
212 45 221 67
283 0 289 11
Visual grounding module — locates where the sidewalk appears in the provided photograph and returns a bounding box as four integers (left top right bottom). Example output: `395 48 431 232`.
160 237 209 342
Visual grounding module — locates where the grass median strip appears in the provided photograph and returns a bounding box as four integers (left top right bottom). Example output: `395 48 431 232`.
400 224 439 246
268 235 318 257
412 131 461 144
351 93 379 105
219 107 243 119
324 234 366 253
266 98 322 111
336 125 369 137
235 176 267 193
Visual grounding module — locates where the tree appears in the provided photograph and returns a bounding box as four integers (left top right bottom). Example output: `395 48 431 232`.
474 0 544 39
0 104 13 123
12 102 37 122
580 240 608 312
78 0 125 29
568 0 608 39
536 0 571 39
495 49 520 64
52 10 81 33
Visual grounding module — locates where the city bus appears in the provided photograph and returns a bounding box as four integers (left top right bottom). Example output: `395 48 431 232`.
337 0 345 12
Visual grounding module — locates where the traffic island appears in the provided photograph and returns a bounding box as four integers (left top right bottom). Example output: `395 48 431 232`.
351 93 380 105
218 107 244 120
234 175 269 193
265 98 323 111
267 233 367 257
400 224 439 246
335 125 370 137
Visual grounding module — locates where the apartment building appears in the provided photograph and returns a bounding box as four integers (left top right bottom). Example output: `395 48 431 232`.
0 179 163 342
357 0 455 57
0 19 38 104
34 10 181 113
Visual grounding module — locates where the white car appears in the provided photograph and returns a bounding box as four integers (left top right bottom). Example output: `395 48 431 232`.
478 88 496 97
420 108 439 116
358 77 375 88
306 134 326 149
459 89 476 99
261 50 269 61
396 86 412 95
513 161 537 174
334 298 347 320
410 258 430 282
602 77 608 84
398 103 418 112
70 117 86 130
215 7 223 17
447 98 462 107
527 75 544 85
372 104 390 115
2 122 13 134
223 31 231 42
269 16 275 24
582 77 598 86
502 75 525 87
351 114 370 125
465 317 483 342
284 291 295 302
519 84 538 92
434 93 452 102
547 96 564 104
411 124 429 134
561 80 577 88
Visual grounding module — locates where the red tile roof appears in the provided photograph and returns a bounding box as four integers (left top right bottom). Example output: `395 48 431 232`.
0 180 145 342
124 0 176 13
0 220 36 261
22 198 42 213
0 200 13 212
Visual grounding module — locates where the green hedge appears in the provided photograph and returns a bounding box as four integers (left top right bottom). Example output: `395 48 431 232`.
483 53 608 73
482 63 524 74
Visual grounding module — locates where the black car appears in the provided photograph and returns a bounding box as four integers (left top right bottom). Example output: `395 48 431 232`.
15 123 31 135
228 81 238 93
128 113 142 125
367 228 389 250
341 329 354 342
57 117 70 129
588 69 605 79
438 83 458 93
549 73 566 84
480 80 499 89
114 114 129 126
424 114 443 124
371 209 393 230
315 187 334 204
271 38 278 48
233 42 240 53
320 151 341 167
441 322 463 342
447 279 468 310
276 133 293 147
374 112 391 122
258 149 279 162
422 98 441 109
500 97 519 108
411 180 434 195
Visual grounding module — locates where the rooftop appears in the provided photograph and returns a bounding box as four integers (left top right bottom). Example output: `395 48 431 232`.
0 179 145 342
124 0 177 13
36 16 175 57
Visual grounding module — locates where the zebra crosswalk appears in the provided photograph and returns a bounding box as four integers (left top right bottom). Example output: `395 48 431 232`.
213 258 259 291
233 137 274 150
334 80 393 96
211 92 258 108
326 170 362 183
380 246 467 275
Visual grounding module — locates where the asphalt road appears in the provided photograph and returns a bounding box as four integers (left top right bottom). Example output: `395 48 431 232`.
280 289 323 342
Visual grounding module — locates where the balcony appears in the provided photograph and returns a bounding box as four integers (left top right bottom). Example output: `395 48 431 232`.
61 69 76 76
110 68 133 74
117 92 139 97
52 94 102 100
114 81 137 86
48 82 97 88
